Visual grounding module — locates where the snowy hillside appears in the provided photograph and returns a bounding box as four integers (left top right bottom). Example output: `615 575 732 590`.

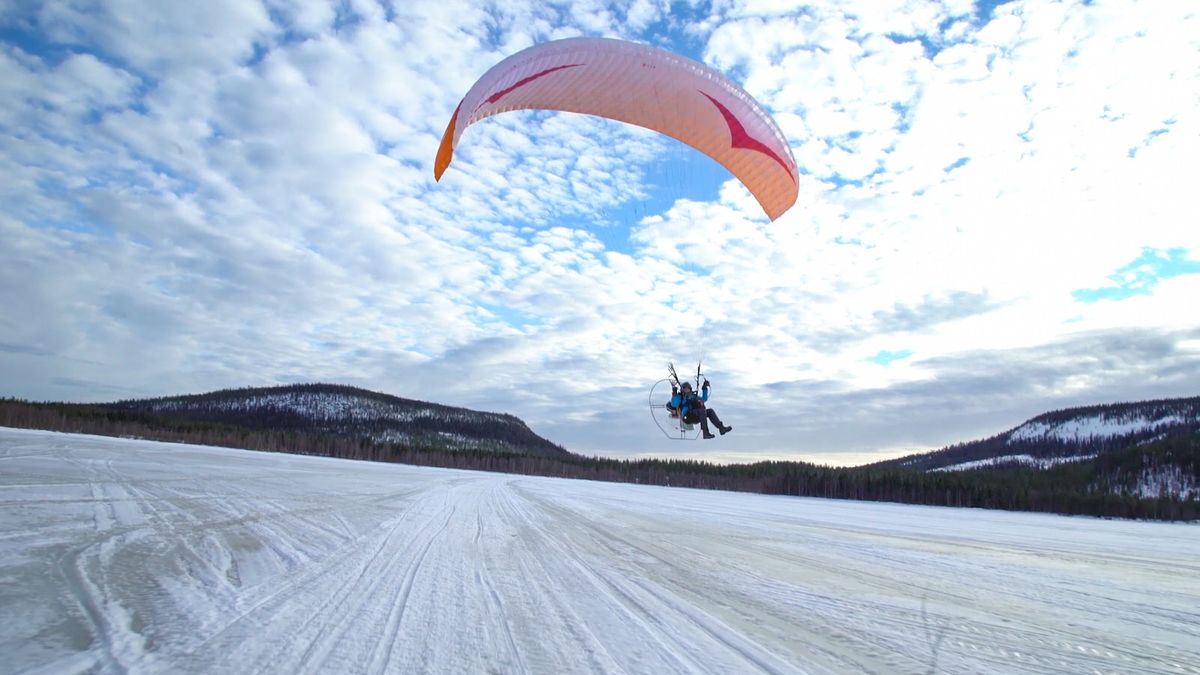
103 383 570 458
3 427 1198 674
887 396 1199 479
1008 410 1193 445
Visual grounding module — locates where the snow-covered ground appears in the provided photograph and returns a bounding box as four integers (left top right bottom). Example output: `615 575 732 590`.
2 428 1198 674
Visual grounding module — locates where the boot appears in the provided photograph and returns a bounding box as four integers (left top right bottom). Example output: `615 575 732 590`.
703 431 716 439
719 425 732 435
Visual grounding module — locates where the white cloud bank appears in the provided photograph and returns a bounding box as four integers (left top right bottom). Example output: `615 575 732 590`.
1 0 1197 464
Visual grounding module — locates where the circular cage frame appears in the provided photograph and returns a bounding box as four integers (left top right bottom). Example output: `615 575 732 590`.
648 375 708 441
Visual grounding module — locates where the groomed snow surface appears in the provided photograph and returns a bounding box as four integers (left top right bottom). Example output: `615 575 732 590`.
2 428 1198 675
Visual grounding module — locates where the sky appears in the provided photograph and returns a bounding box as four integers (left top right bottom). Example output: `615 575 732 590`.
1 0 1198 466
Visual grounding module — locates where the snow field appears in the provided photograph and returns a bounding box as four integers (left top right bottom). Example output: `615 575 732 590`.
1 427 1198 674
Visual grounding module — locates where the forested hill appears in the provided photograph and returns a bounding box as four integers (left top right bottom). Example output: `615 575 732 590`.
864 396 1200 505
101 383 572 459
878 396 1200 473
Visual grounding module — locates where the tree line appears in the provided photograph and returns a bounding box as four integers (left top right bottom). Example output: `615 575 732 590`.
2 398 1196 521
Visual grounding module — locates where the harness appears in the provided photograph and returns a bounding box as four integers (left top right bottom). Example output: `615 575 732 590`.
679 390 705 421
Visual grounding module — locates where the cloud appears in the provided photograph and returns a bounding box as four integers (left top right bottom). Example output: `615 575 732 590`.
34 0 274 73
1 0 1197 465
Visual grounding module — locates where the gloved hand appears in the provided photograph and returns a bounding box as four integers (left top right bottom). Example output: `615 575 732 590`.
702 379 710 388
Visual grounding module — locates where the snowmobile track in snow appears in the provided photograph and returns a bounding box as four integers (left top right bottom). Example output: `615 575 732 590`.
2 427 1198 674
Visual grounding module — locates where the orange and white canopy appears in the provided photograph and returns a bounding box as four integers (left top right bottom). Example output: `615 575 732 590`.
435 37 798 222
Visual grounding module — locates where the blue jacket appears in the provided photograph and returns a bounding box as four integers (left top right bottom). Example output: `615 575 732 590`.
669 387 708 418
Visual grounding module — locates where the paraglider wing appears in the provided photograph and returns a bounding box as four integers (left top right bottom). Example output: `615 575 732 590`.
434 37 798 221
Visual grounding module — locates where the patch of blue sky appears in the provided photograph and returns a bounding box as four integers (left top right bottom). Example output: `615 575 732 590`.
0 23 75 66
478 302 542 331
973 0 1015 26
1072 247 1200 303
891 101 916 133
1127 125 1172 158
37 216 107 236
943 157 970 173
244 40 272 68
641 12 710 64
33 173 82 196
21 178 107 235
825 173 865 189
73 154 197 200
887 1 1000 57
1017 119 1034 142
826 159 885 189
251 3 357 62
885 32 942 59
560 139 730 255
675 259 713 278
828 131 868 156
1100 104 1123 122
3 17 156 113
834 235 868 248
866 349 913 366
479 10 509 51
333 2 368 31
2 12 153 84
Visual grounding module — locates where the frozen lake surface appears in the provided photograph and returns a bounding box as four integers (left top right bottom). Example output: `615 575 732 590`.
2 427 1198 674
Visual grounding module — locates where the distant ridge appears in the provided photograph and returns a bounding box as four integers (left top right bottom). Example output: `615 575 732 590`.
872 396 1200 501
879 396 1200 472
103 383 572 459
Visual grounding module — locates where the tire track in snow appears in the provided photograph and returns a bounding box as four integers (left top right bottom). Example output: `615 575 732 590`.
186 491 431 673
458 480 528 674
473 565 527 674
55 462 156 674
492 483 627 674
503 482 799 674
370 503 457 673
